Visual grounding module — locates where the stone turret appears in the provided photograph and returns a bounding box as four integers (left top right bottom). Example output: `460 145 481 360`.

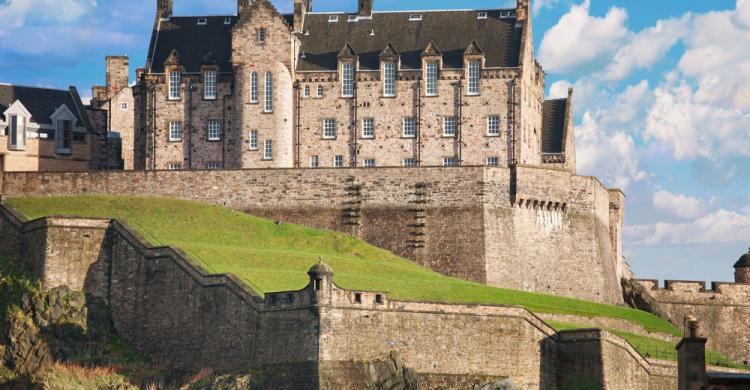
308 259 333 305
733 248 750 283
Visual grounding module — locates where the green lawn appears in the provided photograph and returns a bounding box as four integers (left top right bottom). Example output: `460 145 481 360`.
7 195 680 336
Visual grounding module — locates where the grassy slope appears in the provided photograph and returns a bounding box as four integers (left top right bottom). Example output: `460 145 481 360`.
8 195 679 336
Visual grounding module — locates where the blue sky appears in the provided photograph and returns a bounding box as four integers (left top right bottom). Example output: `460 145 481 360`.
2 0 750 283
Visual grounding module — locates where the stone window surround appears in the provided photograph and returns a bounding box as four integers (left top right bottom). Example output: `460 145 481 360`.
362 117 375 139
334 155 344 167
168 121 183 142
257 27 268 45
202 68 218 101
207 120 221 142
443 116 457 138
323 118 337 140
250 72 259 104
167 68 182 101
381 61 396 98
486 115 501 137
465 56 484 96
424 59 440 97
249 130 258 150
402 116 416 138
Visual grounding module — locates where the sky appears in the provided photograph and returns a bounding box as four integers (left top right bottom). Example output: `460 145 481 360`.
1 0 749 283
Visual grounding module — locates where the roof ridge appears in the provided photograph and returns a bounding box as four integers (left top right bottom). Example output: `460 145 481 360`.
307 8 516 15
0 83 69 93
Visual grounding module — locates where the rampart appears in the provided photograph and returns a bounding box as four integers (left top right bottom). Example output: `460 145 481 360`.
0 205 675 389
0 166 624 304
634 279 750 363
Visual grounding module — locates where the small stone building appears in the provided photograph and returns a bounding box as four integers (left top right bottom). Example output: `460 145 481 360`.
0 84 95 173
133 0 575 172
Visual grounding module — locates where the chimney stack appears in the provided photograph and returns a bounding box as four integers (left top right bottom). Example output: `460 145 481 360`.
516 0 530 22
358 0 373 17
157 0 172 19
294 0 312 32
106 56 130 96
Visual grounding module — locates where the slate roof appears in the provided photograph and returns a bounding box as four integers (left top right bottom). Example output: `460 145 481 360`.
297 10 522 71
149 16 237 73
541 98 568 154
0 84 86 126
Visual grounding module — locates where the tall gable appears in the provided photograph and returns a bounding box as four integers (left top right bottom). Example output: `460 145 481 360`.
297 9 522 72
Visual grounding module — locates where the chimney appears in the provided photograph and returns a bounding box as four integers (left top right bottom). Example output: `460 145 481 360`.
516 0 530 22
677 316 707 390
294 0 312 32
106 56 129 96
358 0 373 17
157 0 172 19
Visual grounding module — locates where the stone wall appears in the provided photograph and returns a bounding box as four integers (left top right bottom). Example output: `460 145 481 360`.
0 166 624 304
635 279 750 363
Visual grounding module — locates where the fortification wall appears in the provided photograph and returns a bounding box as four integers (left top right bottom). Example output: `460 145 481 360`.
635 279 750 363
0 166 623 304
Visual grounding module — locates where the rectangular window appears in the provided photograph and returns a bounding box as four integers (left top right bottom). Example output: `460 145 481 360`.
342 62 354 98
258 28 267 44
264 72 273 112
204 71 217 100
487 115 500 136
120 102 128 110
334 155 344 167
168 163 182 170
250 130 258 150
403 158 417 167
328 15 339 23
169 71 181 100
8 115 25 149
402 117 416 138
426 61 438 96
409 14 422 21
323 119 336 139
207 162 221 170
207 120 221 141
363 159 375 168
362 117 374 138
486 157 499 166
443 157 457 167
468 60 481 95
443 116 457 137
250 72 259 103
197 18 207 25
310 155 319 168
169 121 182 141
264 139 273 160
383 62 396 97
478 11 488 19
56 120 72 153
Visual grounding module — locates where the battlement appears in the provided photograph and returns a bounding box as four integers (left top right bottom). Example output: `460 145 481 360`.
636 279 750 297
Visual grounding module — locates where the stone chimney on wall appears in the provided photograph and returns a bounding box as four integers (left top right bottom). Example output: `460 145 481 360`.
358 0 373 17
733 248 750 283
677 316 707 390
294 0 312 32
106 56 129 97
516 0 530 22
157 0 172 19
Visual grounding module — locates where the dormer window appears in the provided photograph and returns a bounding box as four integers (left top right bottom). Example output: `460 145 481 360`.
383 62 396 97
409 14 422 21
467 60 481 95
425 61 439 96
197 18 207 25
223 17 231 24
328 15 339 23
341 62 355 98
8 114 26 150
258 28 267 45
348 15 358 22
478 12 488 19
203 70 217 100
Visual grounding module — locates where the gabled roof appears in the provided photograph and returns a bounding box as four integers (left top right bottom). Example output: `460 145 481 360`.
164 49 182 66
0 84 86 126
202 51 218 65
422 41 442 56
149 16 236 73
379 42 399 59
337 43 358 59
541 98 568 154
297 9 522 71
464 40 484 56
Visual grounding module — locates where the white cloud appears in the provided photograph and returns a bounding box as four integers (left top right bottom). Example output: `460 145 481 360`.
538 0 630 73
0 0 96 29
626 209 750 245
532 0 560 16
652 190 706 219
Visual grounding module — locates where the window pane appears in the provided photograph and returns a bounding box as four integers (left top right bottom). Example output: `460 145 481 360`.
383 62 395 96
488 115 500 136
468 61 480 95
250 130 258 149
204 71 216 99
251 72 259 103
334 155 343 167
265 72 273 112
169 71 181 99
342 63 354 97
363 118 374 138
264 139 273 159
426 62 438 96
403 117 416 137
208 120 221 141
9 115 17 147
169 121 182 141
443 117 457 136
323 119 336 139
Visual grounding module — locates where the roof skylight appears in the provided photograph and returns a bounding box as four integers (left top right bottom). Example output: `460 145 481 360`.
328 15 339 23
409 14 423 21
478 12 488 19
197 18 207 25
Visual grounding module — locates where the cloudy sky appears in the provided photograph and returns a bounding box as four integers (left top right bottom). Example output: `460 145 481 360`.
2 0 749 283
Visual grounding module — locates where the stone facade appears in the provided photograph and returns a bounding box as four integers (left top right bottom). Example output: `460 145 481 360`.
0 166 625 304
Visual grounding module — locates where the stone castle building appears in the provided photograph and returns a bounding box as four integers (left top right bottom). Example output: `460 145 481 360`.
133 0 575 172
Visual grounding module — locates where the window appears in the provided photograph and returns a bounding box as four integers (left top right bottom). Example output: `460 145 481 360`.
310 155 319 168
443 116 457 137
375 294 383 304
169 71 181 100
120 102 128 111
487 115 500 136
169 121 182 141
204 71 217 100
317 85 324 97
383 62 396 97
334 155 344 167
341 62 355 98
304 85 310 98
55 119 72 153
486 157 499 166
362 118 374 138
403 117 416 138
224 17 232 24
264 139 273 159
197 18 207 25
409 14 422 21
207 120 221 141
443 157 457 167
468 60 481 95
363 159 375 168
323 119 336 139
348 15 358 22
403 158 417 167
168 163 182 170
8 115 25 149
264 72 273 112
478 11 488 19
258 28 267 44
249 130 258 150
425 61 439 96
250 72 259 103
328 15 339 22
354 293 362 303
207 162 221 170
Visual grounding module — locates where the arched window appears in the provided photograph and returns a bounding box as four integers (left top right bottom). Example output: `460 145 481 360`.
264 71 273 112
304 85 310 98
250 72 258 103
317 85 324 97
